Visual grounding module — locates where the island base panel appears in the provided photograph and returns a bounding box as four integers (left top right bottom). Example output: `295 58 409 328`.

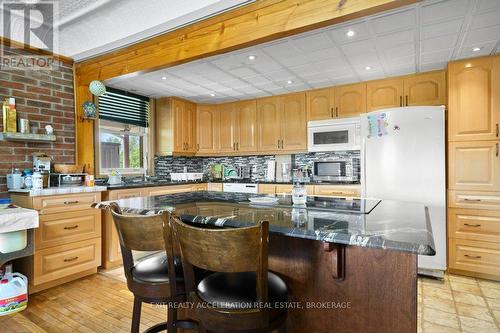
268 234 417 333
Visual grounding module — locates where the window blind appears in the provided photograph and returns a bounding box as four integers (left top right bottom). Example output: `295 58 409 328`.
98 87 149 127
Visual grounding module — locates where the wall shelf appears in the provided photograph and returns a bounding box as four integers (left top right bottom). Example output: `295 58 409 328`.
0 132 56 142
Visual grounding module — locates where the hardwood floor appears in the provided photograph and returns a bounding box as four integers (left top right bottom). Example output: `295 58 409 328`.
0 272 167 333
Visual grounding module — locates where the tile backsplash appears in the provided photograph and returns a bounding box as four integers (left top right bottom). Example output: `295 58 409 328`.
154 151 360 181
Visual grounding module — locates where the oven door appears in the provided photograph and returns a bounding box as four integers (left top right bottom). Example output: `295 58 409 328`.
308 121 360 152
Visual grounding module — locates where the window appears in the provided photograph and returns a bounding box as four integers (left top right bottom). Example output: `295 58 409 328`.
97 88 149 175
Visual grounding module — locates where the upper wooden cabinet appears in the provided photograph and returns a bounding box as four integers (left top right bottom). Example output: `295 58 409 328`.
197 104 219 154
156 97 197 155
257 93 307 152
404 71 446 107
257 96 281 151
448 56 500 142
234 100 258 152
218 101 258 153
367 71 446 111
334 83 367 118
306 87 334 121
366 78 404 111
448 141 500 192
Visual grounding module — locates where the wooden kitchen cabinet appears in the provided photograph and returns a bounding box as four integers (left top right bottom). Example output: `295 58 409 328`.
235 100 258 152
258 93 307 153
313 185 361 197
448 208 500 243
219 103 237 153
197 104 219 154
257 96 282 151
156 97 197 155
448 55 500 142
366 78 404 111
334 83 367 118
448 141 500 192
448 238 500 278
403 70 446 107
306 87 335 121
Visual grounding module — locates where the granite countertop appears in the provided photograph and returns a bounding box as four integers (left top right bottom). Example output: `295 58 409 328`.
9 185 108 197
94 191 436 255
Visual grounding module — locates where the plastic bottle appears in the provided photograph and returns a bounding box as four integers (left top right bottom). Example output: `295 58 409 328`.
0 264 28 316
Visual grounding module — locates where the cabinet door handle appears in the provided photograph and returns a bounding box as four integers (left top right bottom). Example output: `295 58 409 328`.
64 256 79 262
277 140 280 149
335 107 339 118
463 223 481 227
331 107 334 118
464 254 481 259
64 200 79 205
496 123 499 138
63 225 79 230
405 95 409 106
496 143 499 157
197 143 199 151
399 96 403 107
236 142 239 150
463 198 481 202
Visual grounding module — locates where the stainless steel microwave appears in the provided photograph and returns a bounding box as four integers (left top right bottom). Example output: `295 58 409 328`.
312 159 359 182
307 117 361 152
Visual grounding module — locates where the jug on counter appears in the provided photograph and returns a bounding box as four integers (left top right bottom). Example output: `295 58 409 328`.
0 264 28 316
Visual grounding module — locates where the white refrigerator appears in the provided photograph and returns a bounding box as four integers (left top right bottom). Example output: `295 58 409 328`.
360 106 446 278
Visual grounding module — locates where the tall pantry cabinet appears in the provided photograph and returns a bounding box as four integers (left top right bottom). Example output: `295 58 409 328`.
447 54 500 279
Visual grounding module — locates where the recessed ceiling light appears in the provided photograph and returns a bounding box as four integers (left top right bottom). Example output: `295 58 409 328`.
248 55 257 60
286 80 293 84
161 76 167 80
365 66 372 70
346 30 355 37
210 93 216 97
472 47 481 52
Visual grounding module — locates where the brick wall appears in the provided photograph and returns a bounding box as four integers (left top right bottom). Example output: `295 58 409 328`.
0 45 75 197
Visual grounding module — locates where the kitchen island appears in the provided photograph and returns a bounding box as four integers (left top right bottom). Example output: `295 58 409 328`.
95 191 435 333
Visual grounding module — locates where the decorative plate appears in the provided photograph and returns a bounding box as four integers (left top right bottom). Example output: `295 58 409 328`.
82 101 97 119
89 80 106 96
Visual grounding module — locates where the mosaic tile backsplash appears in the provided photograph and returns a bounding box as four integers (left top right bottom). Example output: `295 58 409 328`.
155 151 360 181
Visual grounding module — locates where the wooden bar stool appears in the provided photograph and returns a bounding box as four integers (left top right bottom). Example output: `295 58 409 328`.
109 203 196 333
170 214 288 333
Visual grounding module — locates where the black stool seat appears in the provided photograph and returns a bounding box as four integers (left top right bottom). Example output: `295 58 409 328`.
132 252 183 284
197 271 288 309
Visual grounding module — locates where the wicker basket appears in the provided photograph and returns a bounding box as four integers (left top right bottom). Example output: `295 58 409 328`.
54 164 84 174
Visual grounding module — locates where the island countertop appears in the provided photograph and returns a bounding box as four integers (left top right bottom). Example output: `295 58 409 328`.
94 191 436 255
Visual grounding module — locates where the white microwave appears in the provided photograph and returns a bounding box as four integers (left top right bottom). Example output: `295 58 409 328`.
307 117 361 152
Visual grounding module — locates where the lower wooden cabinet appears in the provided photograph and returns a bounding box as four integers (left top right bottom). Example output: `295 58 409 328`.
448 190 500 211
313 185 361 197
33 238 101 286
448 238 500 278
448 208 500 243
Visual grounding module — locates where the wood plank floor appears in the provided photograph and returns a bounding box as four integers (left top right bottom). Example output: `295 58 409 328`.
0 272 167 333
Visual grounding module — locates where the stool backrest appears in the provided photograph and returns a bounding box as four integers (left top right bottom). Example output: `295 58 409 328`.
170 215 269 302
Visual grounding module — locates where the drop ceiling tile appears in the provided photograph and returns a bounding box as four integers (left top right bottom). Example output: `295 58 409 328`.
288 64 319 76
377 30 415 49
469 8 500 30
463 24 500 45
256 83 282 91
421 34 458 53
371 9 416 34
226 66 258 78
324 67 356 78
308 80 332 89
421 0 468 24
219 79 250 88
290 32 334 52
312 58 352 72
245 75 272 85
458 41 497 58
340 39 377 56
264 69 295 81
421 18 463 40
383 43 415 60
475 0 500 12
277 54 311 67
330 76 358 86
421 49 452 63
303 47 342 62
328 21 371 44
263 40 300 59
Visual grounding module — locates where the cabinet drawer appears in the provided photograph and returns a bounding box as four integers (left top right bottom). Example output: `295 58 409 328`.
146 185 192 196
448 208 500 243
259 184 276 194
449 238 500 276
313 185 360 197
33 192 101 214
448 190 500 210
36 209 101 250
208 183 223 191
191 183 208 191
33 238 101 286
